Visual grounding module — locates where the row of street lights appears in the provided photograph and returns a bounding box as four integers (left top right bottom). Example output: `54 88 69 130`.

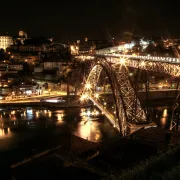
80 83 118 129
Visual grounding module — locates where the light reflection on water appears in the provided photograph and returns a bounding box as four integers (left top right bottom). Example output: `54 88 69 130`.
0 128 12 138
74 116 101 141
0 107 107 144
0 106 174 151
153 107 172 129
160 109 168 128
55 110 64 124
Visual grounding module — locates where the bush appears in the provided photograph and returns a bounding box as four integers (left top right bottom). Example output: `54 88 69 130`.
105 143 180 180
161 165 180 180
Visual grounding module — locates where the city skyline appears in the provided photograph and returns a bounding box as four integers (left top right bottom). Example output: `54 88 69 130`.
0 0 180 41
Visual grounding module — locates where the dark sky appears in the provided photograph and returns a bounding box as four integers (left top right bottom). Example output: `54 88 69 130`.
0 0 180 41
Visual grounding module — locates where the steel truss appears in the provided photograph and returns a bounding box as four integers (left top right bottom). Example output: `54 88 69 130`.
76 53 180 134
106 56 180 77
83 57 146 135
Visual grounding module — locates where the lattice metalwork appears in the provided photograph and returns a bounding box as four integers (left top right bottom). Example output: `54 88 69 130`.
105 56 180 77
83 57 146 135
112 63 146 123
75 54 180 77
95 47 180 64
83 64 102 93
75 51 180 134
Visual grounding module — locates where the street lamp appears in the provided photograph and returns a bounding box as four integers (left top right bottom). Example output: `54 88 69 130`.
94 93 99 99
119 58 125 65
80 94 88 101
85 83 91 89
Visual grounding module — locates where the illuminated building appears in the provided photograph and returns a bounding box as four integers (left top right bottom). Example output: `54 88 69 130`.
70 45 79 55
19 30 27 39
12 84 37 96
17 30 28 44
0 36 13 51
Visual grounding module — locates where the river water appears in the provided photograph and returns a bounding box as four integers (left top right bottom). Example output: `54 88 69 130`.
0 105 174 153
0 106 121 152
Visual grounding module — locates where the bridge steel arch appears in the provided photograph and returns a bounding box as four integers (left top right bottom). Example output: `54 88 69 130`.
83 57 146 135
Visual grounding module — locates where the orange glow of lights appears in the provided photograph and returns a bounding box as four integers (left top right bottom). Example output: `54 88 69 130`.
80 94 88 101
78 121 91 139
119 58 125 64
57 114 63 121
35 111 39 118
95 133 100 141
85 83 91 89
163 109 168 117
48 111 52 117
94 93 99 99
0 128 12 138
11 110 15 115
141 61 145 66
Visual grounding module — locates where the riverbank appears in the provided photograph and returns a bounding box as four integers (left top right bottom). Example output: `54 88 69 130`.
9 133 161 179
0 105 175 179
0 133 102 179
0 95 86 108
0 97 175 108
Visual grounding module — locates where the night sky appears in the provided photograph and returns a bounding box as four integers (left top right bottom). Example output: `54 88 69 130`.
0 0 179 41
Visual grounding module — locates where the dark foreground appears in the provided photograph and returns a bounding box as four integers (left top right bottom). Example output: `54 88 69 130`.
12 153 100 180
0 127 179 180
0 133 102 180
0 131 158 180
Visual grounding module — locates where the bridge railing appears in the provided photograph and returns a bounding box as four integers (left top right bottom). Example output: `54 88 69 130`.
95 46 180 64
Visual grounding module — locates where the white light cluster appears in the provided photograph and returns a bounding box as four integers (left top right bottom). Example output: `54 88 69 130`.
75 55 94 60
97 53 180 64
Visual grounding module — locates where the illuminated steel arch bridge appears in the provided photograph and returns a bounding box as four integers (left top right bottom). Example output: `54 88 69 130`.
76 47 180 136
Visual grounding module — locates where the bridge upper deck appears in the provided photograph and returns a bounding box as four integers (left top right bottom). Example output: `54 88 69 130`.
95 46 180 64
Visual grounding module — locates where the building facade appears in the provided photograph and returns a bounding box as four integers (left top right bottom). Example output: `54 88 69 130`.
0 36 13 51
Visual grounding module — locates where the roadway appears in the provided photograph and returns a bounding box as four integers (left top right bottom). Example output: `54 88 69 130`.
88 95 156 135
0 91 67 104
88 96 119 131
95 46 180 64
3 87 177 105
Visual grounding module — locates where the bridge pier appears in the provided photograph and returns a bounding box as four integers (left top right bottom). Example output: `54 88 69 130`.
127 122 157 135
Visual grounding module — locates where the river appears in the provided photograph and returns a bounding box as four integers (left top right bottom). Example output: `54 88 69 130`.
0 104 174 153
0 106 120 152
